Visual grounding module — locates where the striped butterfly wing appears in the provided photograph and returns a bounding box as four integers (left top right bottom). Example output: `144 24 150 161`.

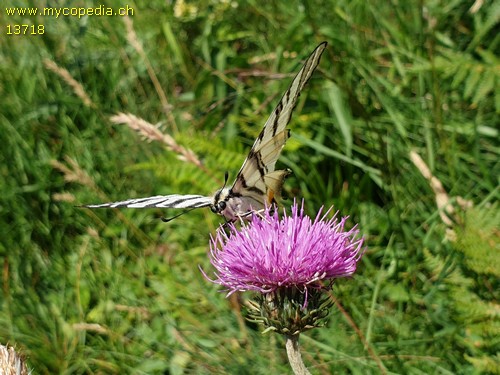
230 42 327 207
83 194 212 209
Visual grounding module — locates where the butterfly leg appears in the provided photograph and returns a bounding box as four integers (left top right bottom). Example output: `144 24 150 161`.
236 208 269 223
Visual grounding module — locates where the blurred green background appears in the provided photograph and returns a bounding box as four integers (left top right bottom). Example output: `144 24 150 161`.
1 0 498 374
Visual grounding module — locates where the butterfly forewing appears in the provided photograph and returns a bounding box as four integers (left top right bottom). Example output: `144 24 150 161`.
84 194 212 209
248 42 327 157
230 42 327 204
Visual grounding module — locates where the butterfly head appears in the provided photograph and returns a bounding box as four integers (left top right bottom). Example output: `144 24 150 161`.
210 171 232 217
211 187 231 215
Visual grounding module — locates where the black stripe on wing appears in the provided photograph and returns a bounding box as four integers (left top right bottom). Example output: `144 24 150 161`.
83 194 213 209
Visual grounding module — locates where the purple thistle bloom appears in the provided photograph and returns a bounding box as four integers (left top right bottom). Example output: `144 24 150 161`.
204 201 364 297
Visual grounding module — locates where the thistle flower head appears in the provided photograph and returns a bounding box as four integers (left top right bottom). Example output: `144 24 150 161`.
203 201 364 333
206 201 364 296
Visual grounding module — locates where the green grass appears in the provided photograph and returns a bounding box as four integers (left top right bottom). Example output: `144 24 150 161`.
1 0 498 374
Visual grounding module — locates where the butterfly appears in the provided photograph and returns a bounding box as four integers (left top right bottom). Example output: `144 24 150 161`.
83 42 327 222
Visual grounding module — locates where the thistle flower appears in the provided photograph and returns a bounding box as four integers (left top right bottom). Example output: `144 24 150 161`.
203 201 364 374
204 201 364 334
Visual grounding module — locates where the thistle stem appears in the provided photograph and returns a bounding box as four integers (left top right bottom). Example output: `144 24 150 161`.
285 334 311 375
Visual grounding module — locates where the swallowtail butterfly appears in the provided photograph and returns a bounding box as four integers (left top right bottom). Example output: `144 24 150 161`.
84 42 327 221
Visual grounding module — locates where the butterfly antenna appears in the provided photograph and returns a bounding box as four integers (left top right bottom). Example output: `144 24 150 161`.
223 171 229 188
161 207 199 223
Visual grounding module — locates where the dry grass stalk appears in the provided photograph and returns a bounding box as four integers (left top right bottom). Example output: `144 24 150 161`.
122 16 177 131
410 150 455 226
114 304 151 319
0 344 31 375
410 150 473 233
51 192 76 203
43 59 95 108
50 156 97 190
110 112 206 171
469 0 484 13
72 323 109 335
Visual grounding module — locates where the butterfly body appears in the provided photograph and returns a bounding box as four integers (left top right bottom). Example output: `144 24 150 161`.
211 167 290 221
211 187 247 221
83 42 327 221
